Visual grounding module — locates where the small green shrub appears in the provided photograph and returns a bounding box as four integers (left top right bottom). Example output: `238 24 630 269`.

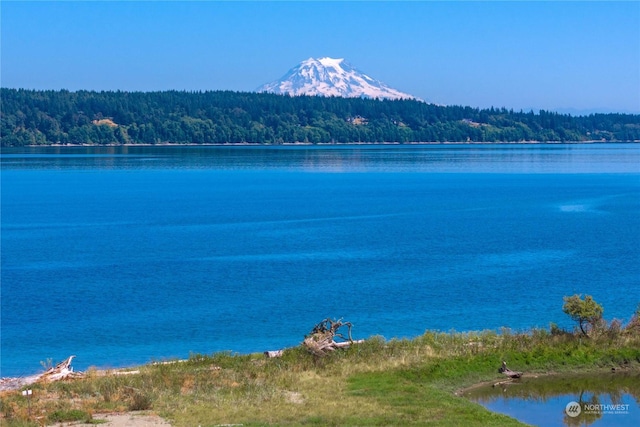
48 408 92 423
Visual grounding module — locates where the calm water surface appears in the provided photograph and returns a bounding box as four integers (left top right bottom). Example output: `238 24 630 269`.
2 144 639 376
465 372 640 426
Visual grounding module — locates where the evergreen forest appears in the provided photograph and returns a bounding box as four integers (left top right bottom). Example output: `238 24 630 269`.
1 88 639 146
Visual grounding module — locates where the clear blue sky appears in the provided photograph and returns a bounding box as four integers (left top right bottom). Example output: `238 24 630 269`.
2 1 639 113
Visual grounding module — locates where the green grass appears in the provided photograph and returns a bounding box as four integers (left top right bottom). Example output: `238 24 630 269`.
2 327 639 426
47 408 93 423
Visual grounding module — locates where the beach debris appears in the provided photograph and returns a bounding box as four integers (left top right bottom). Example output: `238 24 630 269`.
40 355 83 382
498 360 523 379
112 369 141 376
0 355 83 391
264 318 364 358
303 318 364 357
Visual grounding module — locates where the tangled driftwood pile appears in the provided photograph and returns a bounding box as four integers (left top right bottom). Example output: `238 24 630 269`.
303 318 364 356
264 318 364 358
0 356 83 392
40 355 84 382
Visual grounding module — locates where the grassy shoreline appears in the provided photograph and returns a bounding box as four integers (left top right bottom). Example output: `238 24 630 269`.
2 327 639 426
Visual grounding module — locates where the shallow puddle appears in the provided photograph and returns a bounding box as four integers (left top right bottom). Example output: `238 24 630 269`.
463 371 640 426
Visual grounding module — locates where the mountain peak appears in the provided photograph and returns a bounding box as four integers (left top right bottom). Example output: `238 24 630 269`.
257 57 418 101
317 57 344 66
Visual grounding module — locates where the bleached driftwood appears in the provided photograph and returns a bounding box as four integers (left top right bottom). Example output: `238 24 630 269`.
0 356 83 391
264 318 364 358
40 355 83 382
333 340 365 348
303 318 362 357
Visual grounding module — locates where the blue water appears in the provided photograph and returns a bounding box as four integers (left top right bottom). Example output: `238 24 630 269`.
475 393 639 427
2 144 639 377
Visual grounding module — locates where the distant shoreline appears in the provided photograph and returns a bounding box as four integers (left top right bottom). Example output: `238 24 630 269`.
21 140 639 148
5 89 638 147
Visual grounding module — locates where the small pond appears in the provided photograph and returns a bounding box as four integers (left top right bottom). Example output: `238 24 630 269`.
463 371 640 426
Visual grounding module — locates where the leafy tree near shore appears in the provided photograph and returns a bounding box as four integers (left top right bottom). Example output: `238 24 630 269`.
1 88 639 146
562 294 604 337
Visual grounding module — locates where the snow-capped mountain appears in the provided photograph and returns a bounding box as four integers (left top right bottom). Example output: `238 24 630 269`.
257 57 418 100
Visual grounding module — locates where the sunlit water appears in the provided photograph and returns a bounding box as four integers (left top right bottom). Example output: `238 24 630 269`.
464 372 640 426
2 144 639 376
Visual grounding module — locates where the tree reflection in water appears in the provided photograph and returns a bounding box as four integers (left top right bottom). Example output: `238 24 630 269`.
465 372 639 427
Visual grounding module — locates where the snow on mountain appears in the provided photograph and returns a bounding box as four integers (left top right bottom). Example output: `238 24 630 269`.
256 57 419 101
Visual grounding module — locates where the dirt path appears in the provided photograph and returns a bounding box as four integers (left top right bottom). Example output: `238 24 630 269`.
73 412 172 427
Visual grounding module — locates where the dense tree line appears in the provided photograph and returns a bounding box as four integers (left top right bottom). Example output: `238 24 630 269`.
1 88 639 146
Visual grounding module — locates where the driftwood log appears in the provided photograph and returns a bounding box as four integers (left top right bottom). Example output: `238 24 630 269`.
264 318 364 358
0 355 83 391
498 361 522 379
40 355 83 382
303 318 363 356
